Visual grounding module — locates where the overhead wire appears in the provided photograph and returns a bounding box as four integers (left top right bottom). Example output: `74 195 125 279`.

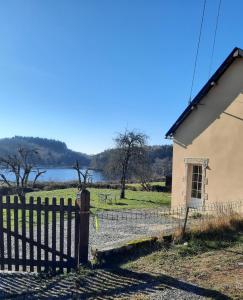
208 0 222 77
188 0 207 104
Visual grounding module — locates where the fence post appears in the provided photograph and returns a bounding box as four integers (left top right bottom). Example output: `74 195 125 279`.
76 189 90 264
182 207 190 239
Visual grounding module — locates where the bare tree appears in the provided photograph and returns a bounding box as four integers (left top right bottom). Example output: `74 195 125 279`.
133 153 153 191
32 168 47 188
107 130 148 199
0 147 46 198
73 160 92 190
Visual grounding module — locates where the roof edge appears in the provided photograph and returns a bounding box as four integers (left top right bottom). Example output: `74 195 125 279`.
165 47 243 138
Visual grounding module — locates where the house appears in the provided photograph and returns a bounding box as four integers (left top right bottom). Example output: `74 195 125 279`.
166 47 243 209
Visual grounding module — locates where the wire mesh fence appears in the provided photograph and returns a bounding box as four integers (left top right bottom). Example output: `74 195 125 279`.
89 200 243 255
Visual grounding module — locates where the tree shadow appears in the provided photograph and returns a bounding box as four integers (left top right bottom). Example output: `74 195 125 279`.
129 198 166 205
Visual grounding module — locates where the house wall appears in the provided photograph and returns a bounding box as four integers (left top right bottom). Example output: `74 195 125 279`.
172 58 243 208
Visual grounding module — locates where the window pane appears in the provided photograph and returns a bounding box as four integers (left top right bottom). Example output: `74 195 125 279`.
191 164 203 199
191 181 196 190
198 166 202 173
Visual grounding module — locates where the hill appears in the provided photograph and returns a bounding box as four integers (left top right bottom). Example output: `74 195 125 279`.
0 136 90 167
90 145 172 176
0 136 172 176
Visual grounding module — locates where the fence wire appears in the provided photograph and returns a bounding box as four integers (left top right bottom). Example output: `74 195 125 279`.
89 200 243 255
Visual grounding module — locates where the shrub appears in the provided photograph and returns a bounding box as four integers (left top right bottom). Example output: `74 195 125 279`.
150 185 169 192
191 212 202 219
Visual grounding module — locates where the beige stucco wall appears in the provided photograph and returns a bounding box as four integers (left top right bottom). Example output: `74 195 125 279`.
172 58 243 209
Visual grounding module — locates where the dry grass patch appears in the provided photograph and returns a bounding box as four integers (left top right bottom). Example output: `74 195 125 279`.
122 213 243 299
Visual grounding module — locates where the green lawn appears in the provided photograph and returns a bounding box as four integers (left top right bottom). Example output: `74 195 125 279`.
126 181 165 189
1 187 170 227
27 187 171 212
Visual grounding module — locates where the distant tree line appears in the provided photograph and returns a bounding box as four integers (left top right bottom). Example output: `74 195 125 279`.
0 136 90 167
90 145 172 178
0 136 172 182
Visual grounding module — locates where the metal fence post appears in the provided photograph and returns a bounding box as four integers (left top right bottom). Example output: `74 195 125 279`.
76 189 90 264
182 207 190 239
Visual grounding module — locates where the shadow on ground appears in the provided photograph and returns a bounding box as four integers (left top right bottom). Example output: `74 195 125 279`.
0 267 230 299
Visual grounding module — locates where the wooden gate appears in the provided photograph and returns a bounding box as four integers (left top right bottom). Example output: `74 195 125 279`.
0 190 90 273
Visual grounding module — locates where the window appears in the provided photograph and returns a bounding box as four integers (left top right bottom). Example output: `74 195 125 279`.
191 165 202 199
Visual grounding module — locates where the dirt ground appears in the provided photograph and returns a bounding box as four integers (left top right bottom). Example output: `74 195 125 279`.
122 241 243 300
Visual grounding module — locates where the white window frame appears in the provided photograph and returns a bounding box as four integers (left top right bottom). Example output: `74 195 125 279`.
184 158 208 208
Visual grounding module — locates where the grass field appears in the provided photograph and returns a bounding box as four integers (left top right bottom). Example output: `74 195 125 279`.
1 186 170 227
126 181 165 190
27 187 171 212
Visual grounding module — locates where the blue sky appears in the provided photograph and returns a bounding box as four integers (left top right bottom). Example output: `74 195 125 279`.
0 0 242 154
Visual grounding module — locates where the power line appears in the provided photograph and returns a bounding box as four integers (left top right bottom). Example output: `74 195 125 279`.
188 0 207 104
208 0 222 77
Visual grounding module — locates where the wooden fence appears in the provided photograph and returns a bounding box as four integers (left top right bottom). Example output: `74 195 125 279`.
0 190 90 273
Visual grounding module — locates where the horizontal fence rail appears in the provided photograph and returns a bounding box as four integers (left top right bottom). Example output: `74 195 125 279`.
0 195 84 273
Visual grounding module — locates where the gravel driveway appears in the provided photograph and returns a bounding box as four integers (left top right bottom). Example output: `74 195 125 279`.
0 268 219 299
2 208 180 262
89 209 178 254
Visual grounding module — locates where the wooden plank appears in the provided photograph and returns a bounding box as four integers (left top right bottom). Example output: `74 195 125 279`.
77 190 90 264
14 196 19 271
29 196 34 272
1 257 75 268
36 197 42 272
2 227 71 261
0 196 4 270
0 196 78 273
6 196 12 270
67 198 72 272
52 197 57 272
1 202 76 211
74 202 80 268
44 197 49 272
59 198 64 273
22 197 27 271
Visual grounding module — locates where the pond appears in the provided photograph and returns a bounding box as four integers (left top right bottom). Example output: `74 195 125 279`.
0 168 105 183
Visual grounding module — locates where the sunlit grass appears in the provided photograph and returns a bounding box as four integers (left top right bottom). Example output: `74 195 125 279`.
0 187 171 227
126 181 165 189
27 187 171 212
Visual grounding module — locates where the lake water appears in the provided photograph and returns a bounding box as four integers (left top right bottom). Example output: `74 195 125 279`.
1 168 105 183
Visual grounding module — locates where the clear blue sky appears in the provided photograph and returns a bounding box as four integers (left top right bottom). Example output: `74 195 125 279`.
0 0 242 154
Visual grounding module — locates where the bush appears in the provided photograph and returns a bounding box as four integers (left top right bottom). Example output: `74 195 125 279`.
191 212 202 219
150 185 170 192
0 186 34 196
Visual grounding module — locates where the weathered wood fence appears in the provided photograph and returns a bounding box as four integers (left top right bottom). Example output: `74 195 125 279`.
0 190 90 273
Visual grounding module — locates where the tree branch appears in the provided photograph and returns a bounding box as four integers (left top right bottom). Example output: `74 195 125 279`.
0 174 12 187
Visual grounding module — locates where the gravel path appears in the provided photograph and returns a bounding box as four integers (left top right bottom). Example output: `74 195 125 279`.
2 209 180 264
0 268 221 299
89 210 178 253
